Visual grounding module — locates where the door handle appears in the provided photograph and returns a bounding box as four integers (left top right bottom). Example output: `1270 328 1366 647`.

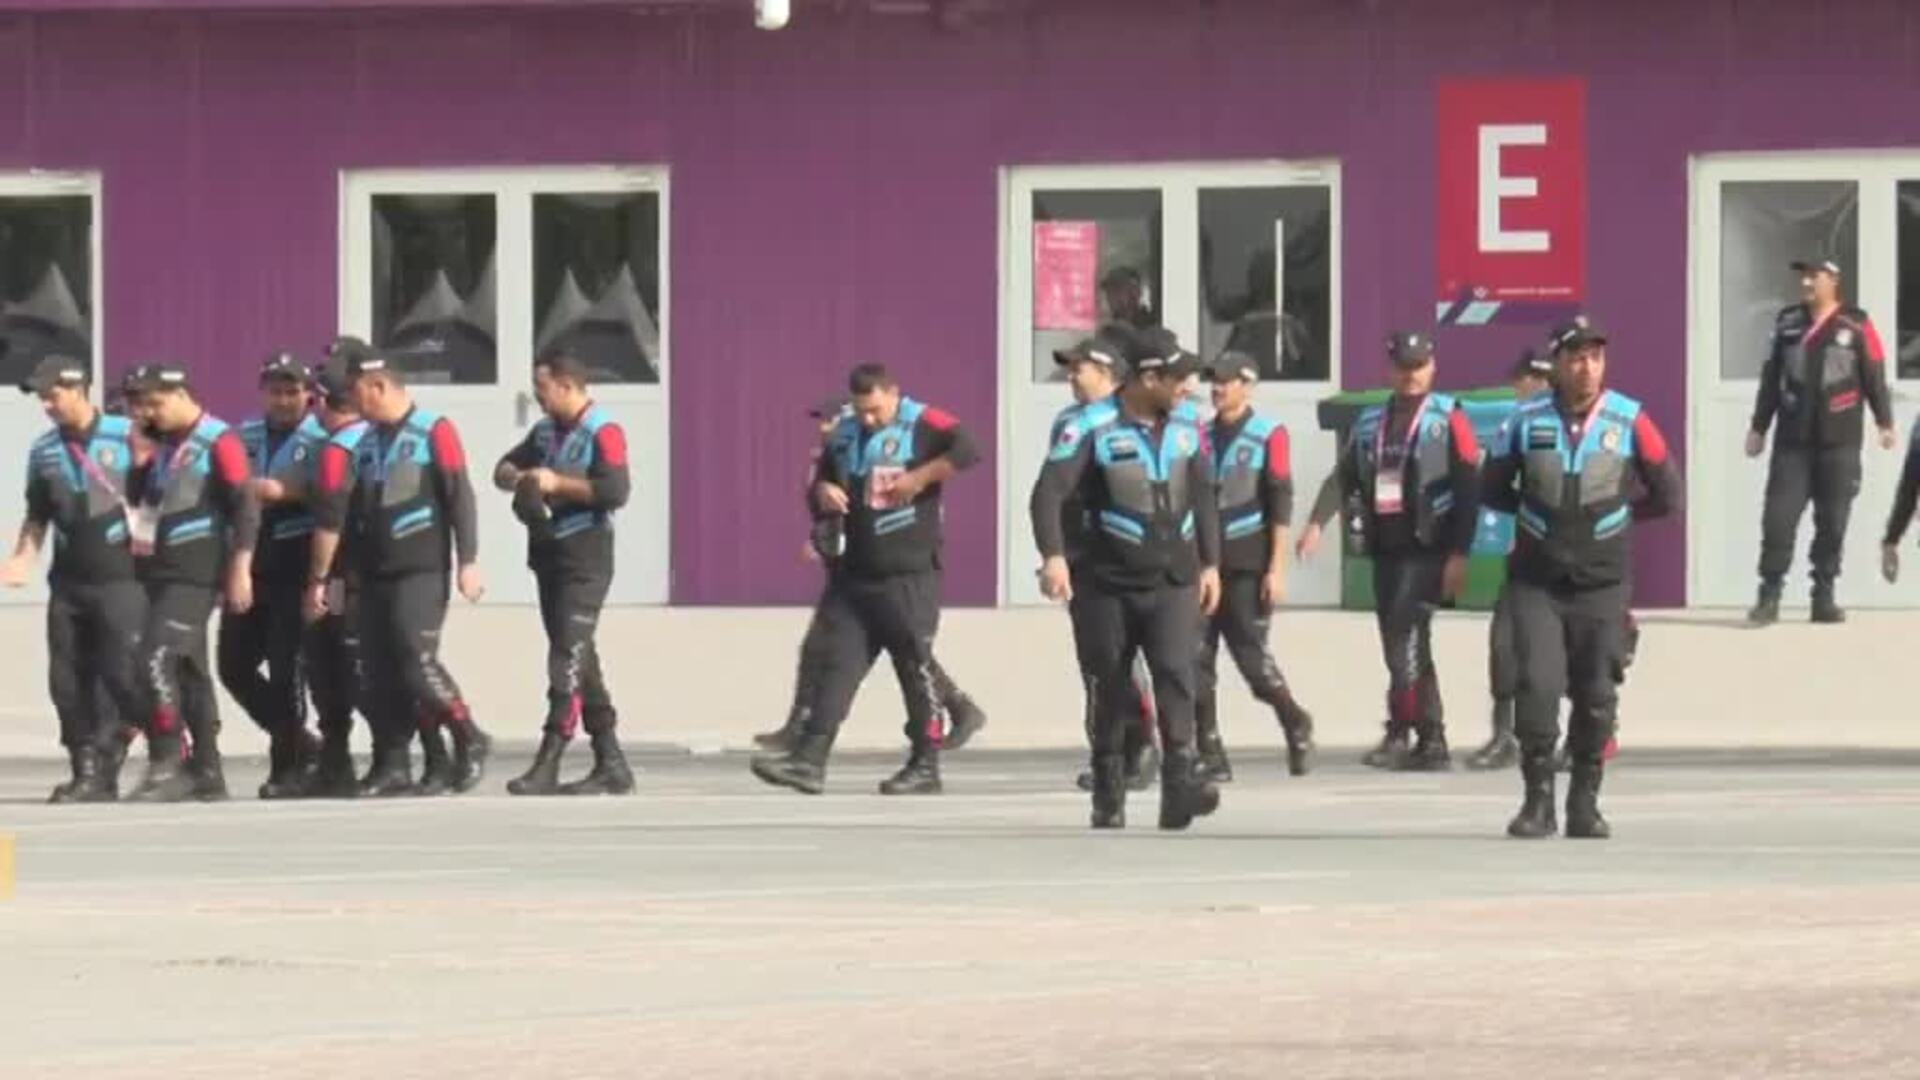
515 390 532 427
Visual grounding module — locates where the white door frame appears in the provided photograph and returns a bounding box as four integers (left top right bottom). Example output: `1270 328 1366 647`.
338 165 672 604
1688 150 1916 606
0 171 104 609
996 159 1343 605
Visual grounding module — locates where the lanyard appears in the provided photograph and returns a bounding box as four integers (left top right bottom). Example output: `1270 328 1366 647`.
65 435 127 506
1376 395 1431 463
147 421 202 502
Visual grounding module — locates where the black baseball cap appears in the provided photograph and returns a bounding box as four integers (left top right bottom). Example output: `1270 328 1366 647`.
1512 347 1553 378
807 396 848 420
17 355 89 395
1790 258 1843 278
259 350 311 385
310 363 355 405
1386 330 1436 368
340 347 389 380
1052 335 1131 370
1203 350 1259 384
1548 316 1608 355
1127 326 1200 379
123 362 192 394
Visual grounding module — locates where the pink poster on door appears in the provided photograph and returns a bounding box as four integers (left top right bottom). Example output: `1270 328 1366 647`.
1034 221 1100 331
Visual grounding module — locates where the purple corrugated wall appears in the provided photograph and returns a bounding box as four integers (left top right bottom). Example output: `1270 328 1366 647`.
5 0 1920 605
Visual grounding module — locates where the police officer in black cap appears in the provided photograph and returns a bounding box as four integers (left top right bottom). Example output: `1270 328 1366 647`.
753 395 989 755
1194 348 1315 780
1300 331 1481 770
750 364 980 796
1031 335 1223 830
218 351 331 798
1468 347 1556 771
1483 317 1681 839
2 357 151 802
1747 258 1895 625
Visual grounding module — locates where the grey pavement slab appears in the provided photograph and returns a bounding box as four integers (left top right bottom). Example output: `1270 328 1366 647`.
0 751 1916 1079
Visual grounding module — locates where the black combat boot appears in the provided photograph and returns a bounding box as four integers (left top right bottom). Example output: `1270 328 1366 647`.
307 733 358 799
1565 760 1612 840
1810 579 1846 624
1194 691 1232 783
750 732 833 795
1362 723 1411 769
942 694 988 751
1157 748 1221 832
414 727 455 796
1277 699 1317 777
558 731 636 796
1748 578 1783 626
1403 724 1453 772
752 704 809 754
126 742 197 804
189 746 229 802
1506 750 1558 839
507 732 568 796
1466 699 1519 770
358 743 414 798
258 731 318 800
879 749 942 795
448 722 492 795
98 729 132 800
1090 753 1127 829
48 746 95 804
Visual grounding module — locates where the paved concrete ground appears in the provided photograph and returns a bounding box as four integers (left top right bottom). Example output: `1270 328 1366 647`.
2 749 1917 1079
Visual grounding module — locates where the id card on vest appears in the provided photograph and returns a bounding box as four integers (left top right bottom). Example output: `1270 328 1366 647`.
1374 469 1405 515
867 465 906 509
127 505 160 556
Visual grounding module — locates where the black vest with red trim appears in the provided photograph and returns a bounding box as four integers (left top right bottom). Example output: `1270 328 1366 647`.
351 407 452 580
1347 392 1459 555
137 414 237 588
1507 390 1643 590
1771 303 1874 448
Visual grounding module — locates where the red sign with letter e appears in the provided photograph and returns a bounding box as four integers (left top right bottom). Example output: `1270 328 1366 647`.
1436 78 1586 325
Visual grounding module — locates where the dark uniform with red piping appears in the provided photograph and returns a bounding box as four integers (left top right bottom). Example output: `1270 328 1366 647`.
1749 261 1892 622
218 353 328 798
1482 318 1681 839
496 391 637 795
312 351 489 797
1336 335 1481 770
300 357 369 797
18 358 150 802
756 397 989 755
751 379 978 796
1030 344 1224 831
1194 351 1316 781
122 364 261 803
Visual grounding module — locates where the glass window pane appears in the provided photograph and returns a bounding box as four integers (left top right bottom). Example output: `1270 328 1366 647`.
1719 180 1857 380
1898 181 1920 379
0 196 92 387
371 193 498 386
1199 186 1332 382
1031 189 1161 383
533 191 663 385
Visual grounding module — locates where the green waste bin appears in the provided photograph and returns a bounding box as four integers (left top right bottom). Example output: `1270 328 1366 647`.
1316 388 1519 612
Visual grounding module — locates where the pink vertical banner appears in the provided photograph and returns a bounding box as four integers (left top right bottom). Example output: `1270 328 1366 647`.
1033 221 1100 330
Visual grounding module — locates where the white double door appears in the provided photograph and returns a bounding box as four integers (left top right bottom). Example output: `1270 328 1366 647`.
340 167 670 605
1689 153 1920 607
998 162 1343 605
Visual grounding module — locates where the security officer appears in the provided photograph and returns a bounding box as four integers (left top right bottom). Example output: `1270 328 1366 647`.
1483 317 1680 839
1195 349 1315 780
1031 337 1224 831
753 396 988 755
1 357 150 802
218 351 328 799
1298 332 1480 770
1747 258 1894 625
1880 412 1920 585
1048 331 1161 795
119 363 261 802
751 364 978 796
493 350 637 796
306 349 491 797
298 349 369 797
1469 348 1555 771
